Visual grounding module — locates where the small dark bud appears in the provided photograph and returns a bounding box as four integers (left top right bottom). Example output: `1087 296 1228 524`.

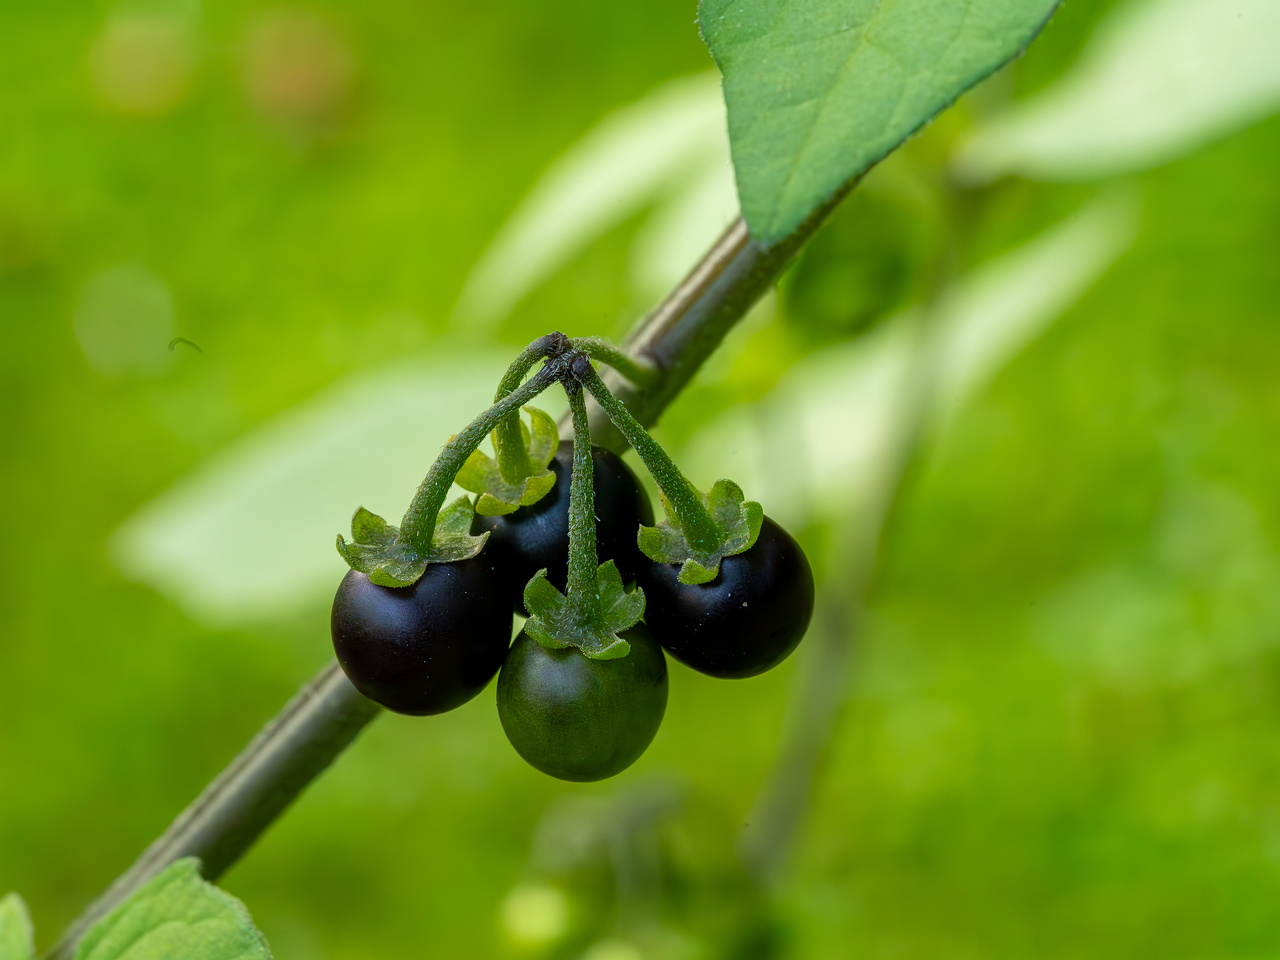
540 331 572 359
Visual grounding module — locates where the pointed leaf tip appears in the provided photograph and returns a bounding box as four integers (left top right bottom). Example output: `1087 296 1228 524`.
702 0 1061 242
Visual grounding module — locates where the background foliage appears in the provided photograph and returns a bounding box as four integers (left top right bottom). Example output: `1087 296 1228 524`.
3 0 1280 958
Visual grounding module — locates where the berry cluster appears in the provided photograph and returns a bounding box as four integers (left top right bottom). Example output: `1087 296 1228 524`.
330 333 814 782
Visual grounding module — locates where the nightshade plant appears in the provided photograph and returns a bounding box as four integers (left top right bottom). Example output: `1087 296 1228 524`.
15 0 1066 956
330 334 809 741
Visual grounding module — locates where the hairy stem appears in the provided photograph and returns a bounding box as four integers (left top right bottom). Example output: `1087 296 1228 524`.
574 202 849 449
569 337 656 389
563 381 598 624
576 360 721 554
399 365 557 553
492 333 569 482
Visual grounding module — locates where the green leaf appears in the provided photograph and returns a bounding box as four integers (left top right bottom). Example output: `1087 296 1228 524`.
637 479 763 584
456 407 560 515
74 858 271 960
336 498 487 587
523 562 645 659
0 894 34 960
700 0 1061 243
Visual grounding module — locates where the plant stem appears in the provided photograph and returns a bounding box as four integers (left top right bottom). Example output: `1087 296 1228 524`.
44 663 379 960
399 364 557 553
575 360 721 555
569 337 656 389
493 331 570 402
738 291 949 883
576 203 850 449
492 333 569 483
739 171 969 883
563 380 598 624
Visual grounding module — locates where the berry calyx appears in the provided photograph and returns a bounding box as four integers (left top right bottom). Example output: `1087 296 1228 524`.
637 516 814 679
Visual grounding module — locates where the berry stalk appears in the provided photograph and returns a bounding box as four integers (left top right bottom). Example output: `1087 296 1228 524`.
399 363 558 554
490 332 569 483
563 379 599 626
570 337 656 389
573 357 721 555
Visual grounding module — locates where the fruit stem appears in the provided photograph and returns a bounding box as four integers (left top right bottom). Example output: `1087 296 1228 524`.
492 332 571 483
400 364 559 554
573 356 721 555
570 337 656 388
563 379 599 624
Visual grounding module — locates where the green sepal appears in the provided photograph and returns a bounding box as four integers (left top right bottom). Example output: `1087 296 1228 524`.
637 479 764 585
336 498 488 587
0 893 34 960
456 406 559 516
523 561 645 660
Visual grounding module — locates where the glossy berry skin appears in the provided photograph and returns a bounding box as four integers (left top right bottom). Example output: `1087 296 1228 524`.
331 557 512 716
497 625 668 782
637 516 814 679
473 440 654 611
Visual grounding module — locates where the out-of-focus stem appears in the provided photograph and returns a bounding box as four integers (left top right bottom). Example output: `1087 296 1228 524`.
572 208 842 448
45 663 380 960
737 312 943 883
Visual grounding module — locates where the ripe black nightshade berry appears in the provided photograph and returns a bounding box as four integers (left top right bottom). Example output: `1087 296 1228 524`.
497 624 668 781
474 440 653 611
637 516 814 679
331 557 512 715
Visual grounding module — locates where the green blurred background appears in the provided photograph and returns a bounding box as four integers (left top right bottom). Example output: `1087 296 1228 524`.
3 0 1280 957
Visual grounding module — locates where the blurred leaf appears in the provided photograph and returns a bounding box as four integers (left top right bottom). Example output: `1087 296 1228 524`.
453 73 728 326
112 351 510 626
954 0 1280 181
74 859 271 960
0 894 34 960
700 0 1060 243
73 265 176 379
1033 480 1280 688
679 191 1139 526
